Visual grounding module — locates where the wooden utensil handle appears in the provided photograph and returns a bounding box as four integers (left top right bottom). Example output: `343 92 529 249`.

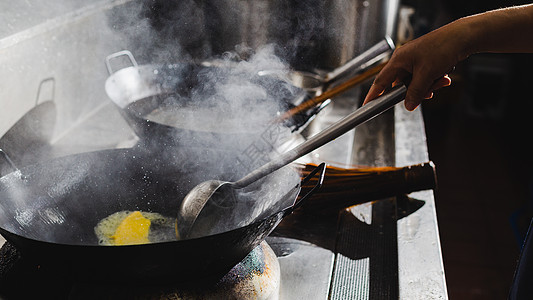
298 162 437 212
278 62 387 122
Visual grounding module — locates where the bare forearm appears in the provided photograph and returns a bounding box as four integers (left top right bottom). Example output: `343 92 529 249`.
457 4 533 57
364 4 533 110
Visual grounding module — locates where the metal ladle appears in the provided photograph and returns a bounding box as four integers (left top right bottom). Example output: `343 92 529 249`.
176 85 407 239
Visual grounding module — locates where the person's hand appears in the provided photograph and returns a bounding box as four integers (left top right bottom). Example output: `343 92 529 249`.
363 21 466 110
362 4 533 110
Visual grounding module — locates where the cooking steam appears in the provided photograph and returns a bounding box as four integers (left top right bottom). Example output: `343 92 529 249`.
104 3 310 235
149 47 303 234
0 0 329 241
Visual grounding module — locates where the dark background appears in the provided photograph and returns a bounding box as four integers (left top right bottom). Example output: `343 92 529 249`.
405 0 533 298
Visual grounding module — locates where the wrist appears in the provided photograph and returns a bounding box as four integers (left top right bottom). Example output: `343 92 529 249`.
451 5 533 55
447 17 478 61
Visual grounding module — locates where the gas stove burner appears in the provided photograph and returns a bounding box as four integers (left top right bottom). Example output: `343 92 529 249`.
0 241 280 299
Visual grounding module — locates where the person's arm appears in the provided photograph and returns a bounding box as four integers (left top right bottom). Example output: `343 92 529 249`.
363 4 533 111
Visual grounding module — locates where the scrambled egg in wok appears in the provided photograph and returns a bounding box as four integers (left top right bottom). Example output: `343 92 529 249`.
95 210 176 246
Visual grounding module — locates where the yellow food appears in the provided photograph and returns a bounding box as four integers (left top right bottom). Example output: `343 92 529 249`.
95 210 176 246
111 211 151 245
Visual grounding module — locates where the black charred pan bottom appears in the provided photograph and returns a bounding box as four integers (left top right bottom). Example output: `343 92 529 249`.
0 241 72 299
0 212 280 286
0 240 278 299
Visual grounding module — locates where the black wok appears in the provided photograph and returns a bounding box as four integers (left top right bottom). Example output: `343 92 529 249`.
104 51 322 149
0 77 56 175
0 147 324 284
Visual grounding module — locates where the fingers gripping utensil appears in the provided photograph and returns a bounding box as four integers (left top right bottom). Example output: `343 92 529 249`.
177 85 407 239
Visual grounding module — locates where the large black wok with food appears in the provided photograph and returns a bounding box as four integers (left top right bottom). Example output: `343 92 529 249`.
0 146 323 284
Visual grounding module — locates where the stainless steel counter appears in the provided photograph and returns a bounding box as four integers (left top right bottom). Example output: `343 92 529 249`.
267 90 448 299
395 105 448 299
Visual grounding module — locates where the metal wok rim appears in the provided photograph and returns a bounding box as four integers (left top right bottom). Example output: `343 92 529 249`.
0 148 302 247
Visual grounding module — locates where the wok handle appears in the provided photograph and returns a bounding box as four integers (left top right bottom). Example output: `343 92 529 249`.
299 162 437 213
105 50 138 75
35 77 55 105
292 163 326 211
234 84 407 189
325 36 395 83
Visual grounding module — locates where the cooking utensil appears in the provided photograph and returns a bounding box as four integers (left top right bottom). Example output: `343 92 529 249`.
0 77 56 175
0 141 436 284
277 61 387 122
104 51 313 149
0 147 324 284
259 36 394 94
177 84 408 239
297 162 437 213
104 38 394 147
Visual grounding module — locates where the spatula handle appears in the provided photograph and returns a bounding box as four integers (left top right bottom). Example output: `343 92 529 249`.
234 85 407 188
